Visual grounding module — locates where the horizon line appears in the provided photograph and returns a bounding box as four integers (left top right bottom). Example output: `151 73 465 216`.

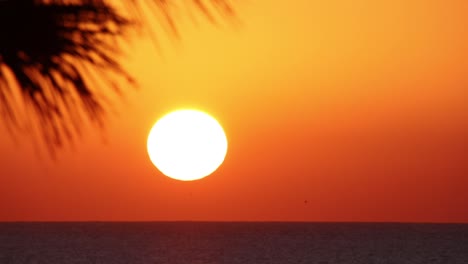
1 220 467 224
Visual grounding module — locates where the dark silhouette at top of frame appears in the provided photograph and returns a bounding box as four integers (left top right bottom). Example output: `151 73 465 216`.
0 0 235 156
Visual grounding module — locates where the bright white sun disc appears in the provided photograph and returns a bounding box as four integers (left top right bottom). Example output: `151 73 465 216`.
147 109 228 181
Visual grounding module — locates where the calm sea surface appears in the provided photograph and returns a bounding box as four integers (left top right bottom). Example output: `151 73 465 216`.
0 222 467 264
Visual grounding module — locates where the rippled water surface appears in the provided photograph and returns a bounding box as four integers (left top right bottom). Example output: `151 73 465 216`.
1 222 467 263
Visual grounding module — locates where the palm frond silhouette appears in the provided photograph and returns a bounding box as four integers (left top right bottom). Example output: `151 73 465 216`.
0 0 234 155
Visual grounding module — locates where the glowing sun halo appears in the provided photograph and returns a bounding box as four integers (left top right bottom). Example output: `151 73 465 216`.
147 109 228 181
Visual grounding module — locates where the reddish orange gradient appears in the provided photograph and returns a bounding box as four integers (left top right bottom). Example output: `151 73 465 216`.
1 0 467 222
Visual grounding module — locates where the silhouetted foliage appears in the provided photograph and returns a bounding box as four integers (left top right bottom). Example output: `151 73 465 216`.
0 0 234 156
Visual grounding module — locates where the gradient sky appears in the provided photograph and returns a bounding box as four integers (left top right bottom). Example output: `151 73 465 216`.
1 0 467 222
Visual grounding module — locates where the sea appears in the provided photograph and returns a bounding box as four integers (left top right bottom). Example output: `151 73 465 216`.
0 222 467 264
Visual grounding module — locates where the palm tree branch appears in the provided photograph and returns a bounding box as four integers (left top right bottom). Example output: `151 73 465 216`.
0 0 235 155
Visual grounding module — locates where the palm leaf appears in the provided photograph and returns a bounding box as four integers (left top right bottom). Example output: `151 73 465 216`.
0 0 234 156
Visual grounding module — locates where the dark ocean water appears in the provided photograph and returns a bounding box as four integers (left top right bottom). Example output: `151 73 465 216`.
0 222 467 264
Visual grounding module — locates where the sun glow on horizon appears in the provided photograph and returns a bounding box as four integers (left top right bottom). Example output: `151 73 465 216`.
147 109 228 181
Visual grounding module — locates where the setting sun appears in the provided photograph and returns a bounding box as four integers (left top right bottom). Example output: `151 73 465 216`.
147 109 228 181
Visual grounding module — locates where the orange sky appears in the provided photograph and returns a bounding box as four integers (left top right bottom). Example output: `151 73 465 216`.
1 0 467 222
